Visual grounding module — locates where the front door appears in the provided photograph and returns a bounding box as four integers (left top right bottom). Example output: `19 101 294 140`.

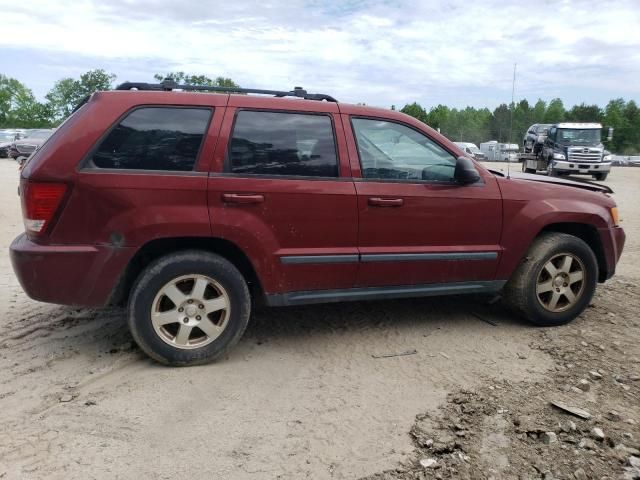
343 115 503 288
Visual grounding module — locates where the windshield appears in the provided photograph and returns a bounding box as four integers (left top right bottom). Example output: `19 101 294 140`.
557 128 601 145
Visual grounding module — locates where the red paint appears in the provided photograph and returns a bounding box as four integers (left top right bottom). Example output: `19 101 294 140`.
10 90 626 307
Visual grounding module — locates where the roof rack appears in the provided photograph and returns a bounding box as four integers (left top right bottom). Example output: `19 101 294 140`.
115 79 338 102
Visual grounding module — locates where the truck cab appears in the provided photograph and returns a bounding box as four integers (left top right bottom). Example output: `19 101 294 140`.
542 123 612 181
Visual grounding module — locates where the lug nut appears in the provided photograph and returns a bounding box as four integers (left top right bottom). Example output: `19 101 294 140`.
183 318 189 324
188 299 193 304
196 315 201 320
199 304 204 309
178 307 184 312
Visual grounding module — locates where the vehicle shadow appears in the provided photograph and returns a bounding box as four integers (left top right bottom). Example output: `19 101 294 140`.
244 294 528 343
2 294 530 365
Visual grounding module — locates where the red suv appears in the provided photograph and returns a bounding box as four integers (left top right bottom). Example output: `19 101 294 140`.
10 81 625 365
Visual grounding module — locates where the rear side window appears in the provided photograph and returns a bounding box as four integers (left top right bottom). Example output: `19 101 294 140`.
228 110 338 177
89 107 212 171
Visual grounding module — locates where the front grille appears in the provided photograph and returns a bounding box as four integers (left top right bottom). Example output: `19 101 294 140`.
567 147 601 163
15 144 36 154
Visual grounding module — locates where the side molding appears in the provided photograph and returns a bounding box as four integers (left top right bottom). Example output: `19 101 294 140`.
279 251 498 264
265 280 506 307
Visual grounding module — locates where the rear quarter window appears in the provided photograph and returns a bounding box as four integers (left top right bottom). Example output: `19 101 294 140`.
88 107 212 171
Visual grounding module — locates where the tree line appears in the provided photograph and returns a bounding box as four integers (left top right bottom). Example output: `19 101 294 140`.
1 70 638 154
400 98 640 155
0 70 237 129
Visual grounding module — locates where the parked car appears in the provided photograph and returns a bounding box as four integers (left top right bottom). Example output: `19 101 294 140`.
8 129 54 161
0 132 16 157
454 142 487 160
610 156 628 166
523 124 550 155
10 82 625 366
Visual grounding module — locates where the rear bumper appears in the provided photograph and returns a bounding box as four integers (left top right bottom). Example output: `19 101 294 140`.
10 233 135 307
598 226 625 281
553 160 611 174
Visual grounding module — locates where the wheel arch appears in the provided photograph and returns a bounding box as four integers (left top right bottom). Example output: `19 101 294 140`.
538 222 607 282
109 236 263 306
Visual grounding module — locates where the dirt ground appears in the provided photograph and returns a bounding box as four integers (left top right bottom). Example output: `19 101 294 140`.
0 159 638 480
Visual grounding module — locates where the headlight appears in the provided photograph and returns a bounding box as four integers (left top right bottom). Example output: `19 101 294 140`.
603 154 612 161
553 153 565 160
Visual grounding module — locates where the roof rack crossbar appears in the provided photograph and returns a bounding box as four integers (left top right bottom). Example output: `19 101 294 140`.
115 79 338 102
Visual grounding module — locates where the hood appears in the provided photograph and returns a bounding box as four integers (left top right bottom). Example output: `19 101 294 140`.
489 170 613 194
0 141 12 148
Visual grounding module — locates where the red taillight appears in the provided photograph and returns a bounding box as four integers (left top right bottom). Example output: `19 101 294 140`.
20 181 67 237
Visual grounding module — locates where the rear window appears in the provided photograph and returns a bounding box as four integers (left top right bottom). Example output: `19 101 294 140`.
89 107 212 171
228 110 338 177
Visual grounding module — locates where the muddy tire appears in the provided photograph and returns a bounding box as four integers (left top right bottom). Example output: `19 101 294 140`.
504 233 598 326
593 172 608 181
128 250 251 366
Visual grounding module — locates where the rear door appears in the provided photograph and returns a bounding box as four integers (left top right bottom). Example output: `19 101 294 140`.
342 113 503 288
207 98 358 296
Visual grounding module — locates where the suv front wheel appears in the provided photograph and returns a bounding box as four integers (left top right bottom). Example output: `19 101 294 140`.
128 250 251 366
504 233 598 326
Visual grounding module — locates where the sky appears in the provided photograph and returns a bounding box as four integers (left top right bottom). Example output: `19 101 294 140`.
1 0 639 110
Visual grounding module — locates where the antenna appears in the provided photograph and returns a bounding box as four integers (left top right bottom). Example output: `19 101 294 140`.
507 63 517 179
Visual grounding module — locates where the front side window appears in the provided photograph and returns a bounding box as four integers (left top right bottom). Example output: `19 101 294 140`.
229 111 338 177
90 107 212 171
352 118 457 182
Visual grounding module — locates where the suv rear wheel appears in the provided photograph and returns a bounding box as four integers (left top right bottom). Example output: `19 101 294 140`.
128 250 251 366
504 233 597 326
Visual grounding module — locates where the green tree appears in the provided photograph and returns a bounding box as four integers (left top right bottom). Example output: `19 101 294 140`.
0 74 53 128
544 98 565 124
621 100 640 154
566 103 602 123
532 99 547 123
490 104 511 142
603 98 628 152
400 102 428 123
425 105 451 132
512 99 532 144
46 69 116 121
154 72 239 88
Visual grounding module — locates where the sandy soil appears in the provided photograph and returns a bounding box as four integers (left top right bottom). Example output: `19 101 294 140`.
0 159 638 479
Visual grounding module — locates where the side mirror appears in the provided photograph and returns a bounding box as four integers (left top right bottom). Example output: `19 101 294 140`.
454 156 480 185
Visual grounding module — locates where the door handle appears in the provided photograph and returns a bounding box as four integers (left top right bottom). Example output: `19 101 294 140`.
368 197 404 207
222 193 265 204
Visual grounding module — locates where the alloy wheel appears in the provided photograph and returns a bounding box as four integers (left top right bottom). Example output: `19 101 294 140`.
536 253 585 313
151 274 230 349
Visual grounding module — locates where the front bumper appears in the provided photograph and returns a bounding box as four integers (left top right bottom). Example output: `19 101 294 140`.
553 160 611 174
10 233 136 307
598 226 626 281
